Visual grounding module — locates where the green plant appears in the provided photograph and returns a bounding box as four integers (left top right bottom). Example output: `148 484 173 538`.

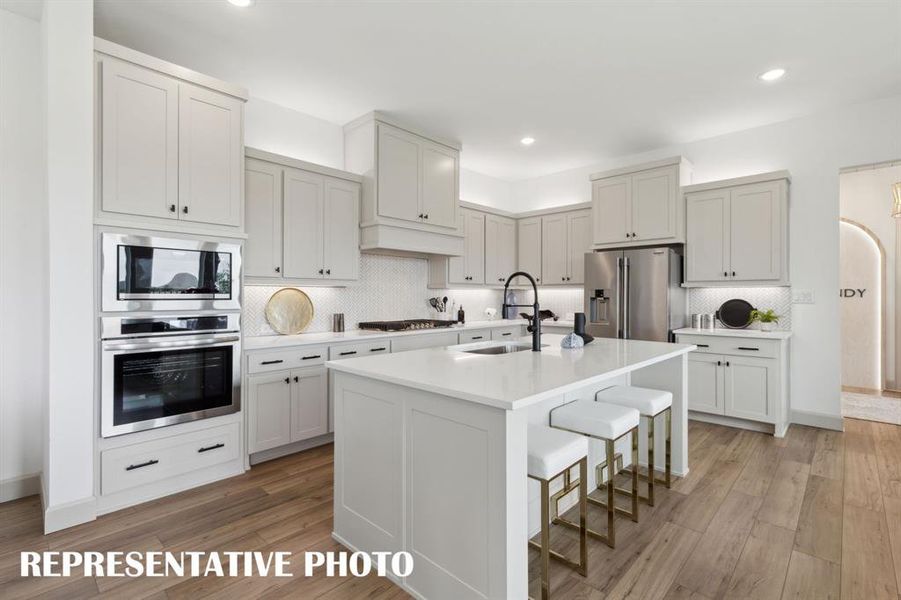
750 309 779 324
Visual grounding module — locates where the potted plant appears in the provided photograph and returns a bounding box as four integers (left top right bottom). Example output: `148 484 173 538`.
750 309 780 332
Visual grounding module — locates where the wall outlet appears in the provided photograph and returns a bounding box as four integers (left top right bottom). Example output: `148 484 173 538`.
792 289 815 304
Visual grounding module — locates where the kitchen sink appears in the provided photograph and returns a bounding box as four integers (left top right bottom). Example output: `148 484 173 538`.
462 342 547 355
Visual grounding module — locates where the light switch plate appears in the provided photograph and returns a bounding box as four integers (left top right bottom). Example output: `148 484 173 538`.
792 289 815 304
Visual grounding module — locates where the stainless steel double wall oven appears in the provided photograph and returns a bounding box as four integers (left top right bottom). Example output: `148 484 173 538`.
100 233 242 437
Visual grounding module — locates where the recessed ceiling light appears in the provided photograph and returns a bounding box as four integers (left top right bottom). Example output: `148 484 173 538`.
227 0 255 7
758 68 786 82
520 137 535 146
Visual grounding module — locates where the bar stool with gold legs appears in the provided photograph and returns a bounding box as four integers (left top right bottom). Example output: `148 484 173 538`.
595 385 672 506
549 399 640 548
527 425 590 600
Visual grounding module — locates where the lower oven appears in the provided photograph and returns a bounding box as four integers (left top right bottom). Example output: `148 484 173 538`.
101 314 241 438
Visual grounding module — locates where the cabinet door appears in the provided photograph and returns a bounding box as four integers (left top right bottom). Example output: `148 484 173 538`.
729 182 782 281
687 354 724 415
100 58 178 220
724 356 774 423
247 372 292 453
177 83 243 226
324 178 360 281
685 189 730 282
244 159 283 278
420 141 459 229
566 210 592 284
447 209 468 285
283 168 324 279
291 367 329 442
464 210 486 284
377 123 421 223
517 217 542 284
632 166 677 242
592 175 631 245
485 214 516 285
542 214 569 284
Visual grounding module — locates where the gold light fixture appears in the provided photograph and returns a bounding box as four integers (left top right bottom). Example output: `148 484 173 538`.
894 181 901 218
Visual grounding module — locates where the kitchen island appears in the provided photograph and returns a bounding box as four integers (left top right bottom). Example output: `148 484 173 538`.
327 334 695 599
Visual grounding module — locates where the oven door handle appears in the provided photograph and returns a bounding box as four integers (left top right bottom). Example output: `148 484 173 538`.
102 335 240 352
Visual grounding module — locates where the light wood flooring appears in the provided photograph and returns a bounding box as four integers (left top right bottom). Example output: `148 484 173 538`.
1 418 899 599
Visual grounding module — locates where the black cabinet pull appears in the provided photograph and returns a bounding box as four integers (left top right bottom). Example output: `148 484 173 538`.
472 336 483 340
726 361 731 367
724 271 728 277
169 204 176 212
126 459 158 471
182 206 189 214
696 344 709 348
418 213 424 218
260 359 284 365
717 360 722 366
198 443 224 453
325 269 331 275
501 332 511 336
370 347 386 352
302 355 321 360
318 269 324 275
732 271 736 277
737 347 759 351
632 232 637 237
339 350 357 356
275 266 280 273
284 377 290 384
423 213 429 219
293 376 299 382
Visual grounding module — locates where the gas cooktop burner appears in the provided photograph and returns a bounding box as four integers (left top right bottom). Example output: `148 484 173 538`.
358 319 457 332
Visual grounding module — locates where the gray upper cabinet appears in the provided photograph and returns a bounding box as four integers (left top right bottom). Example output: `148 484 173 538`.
684 172 790 286
244 149 361 286
485 214 517 285
344 112 464 257
590 157 691 248
446 208 485 285
95 42 247 234
517 217 542 284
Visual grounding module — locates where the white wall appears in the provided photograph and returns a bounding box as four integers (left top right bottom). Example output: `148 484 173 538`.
840 163 901 390
460 169 513 211
840 222 882 389
511 94 901 421
0 7 45 501
244 97 344 169
42 0 95 531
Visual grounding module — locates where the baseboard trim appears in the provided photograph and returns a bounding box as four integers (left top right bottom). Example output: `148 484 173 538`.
43 495 97 534
791 409 844 432
0 473 41 503
331 531 425 600
689 412 774 435
249 433 334 465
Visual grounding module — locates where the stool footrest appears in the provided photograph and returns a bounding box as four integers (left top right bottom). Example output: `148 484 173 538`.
552 516 613 548
527 540 586 574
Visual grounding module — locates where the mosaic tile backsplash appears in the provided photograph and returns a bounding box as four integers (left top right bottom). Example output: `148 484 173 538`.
687 287 793 330
243 254 585 337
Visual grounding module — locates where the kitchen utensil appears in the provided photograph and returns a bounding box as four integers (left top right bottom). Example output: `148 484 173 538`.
265 288 314 335
429 298 439 311
717 299 755 329
442 296 448 312
332 313 345 332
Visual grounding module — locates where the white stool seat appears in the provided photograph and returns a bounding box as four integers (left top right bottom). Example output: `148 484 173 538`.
551 400 640 440
528 425 589 480
595 385 672 416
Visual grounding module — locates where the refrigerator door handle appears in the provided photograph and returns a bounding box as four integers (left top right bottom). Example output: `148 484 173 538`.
622 256 630 339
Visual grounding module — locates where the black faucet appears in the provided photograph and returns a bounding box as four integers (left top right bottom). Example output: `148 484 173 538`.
502 272 541 352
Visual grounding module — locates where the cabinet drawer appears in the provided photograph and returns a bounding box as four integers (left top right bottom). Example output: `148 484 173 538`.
391 331 459 353
329 340 391 360
101 423 239 495
459 329 490 343
491 326 523 340
247 346 327 373
676 334 779 359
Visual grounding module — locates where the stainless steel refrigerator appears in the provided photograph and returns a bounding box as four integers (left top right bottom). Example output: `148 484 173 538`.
584 246 687 342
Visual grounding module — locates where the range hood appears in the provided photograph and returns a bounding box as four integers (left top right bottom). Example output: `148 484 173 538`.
360 223 464 258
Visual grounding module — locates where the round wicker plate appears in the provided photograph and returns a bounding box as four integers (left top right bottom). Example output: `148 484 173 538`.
265 288 314 335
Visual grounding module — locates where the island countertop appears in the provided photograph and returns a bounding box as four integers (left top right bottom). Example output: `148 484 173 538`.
327 334 695 411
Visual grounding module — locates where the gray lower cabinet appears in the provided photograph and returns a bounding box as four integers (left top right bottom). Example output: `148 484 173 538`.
247 366 328 454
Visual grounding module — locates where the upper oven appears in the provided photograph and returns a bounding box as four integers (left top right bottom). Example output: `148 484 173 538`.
101 233 241 312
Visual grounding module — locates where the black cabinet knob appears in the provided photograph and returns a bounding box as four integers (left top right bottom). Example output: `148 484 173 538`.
294 376 299 382
275 266 280 273
732 271 736 277
326 269 331 275
318 269 324 275
169 204 176 213
284 377 290 384
418 213 424 218
423 214 429 219
182 206 189 214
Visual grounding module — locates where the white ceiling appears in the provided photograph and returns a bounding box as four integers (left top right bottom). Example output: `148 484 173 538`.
94 0 901 181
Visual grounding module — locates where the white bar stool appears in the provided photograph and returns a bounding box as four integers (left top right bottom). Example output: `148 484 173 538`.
527 425 589 600
549 399 640 548
595 385 673 506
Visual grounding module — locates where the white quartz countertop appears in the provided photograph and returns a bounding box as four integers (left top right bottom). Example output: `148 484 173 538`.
243 319 531 351
674 327 793 340
327 334 695 411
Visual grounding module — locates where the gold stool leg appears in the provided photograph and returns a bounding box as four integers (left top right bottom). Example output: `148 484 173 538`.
540 478 550 600
630 427 639 522
578 457 587 576
647 414 655 506
665 408 672 488
605 439 615 548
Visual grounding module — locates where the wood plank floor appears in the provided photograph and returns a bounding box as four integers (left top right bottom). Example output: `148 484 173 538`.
1 418 899 599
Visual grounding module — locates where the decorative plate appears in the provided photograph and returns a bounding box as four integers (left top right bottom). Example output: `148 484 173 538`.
265 288 314 335
716 298 755 329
